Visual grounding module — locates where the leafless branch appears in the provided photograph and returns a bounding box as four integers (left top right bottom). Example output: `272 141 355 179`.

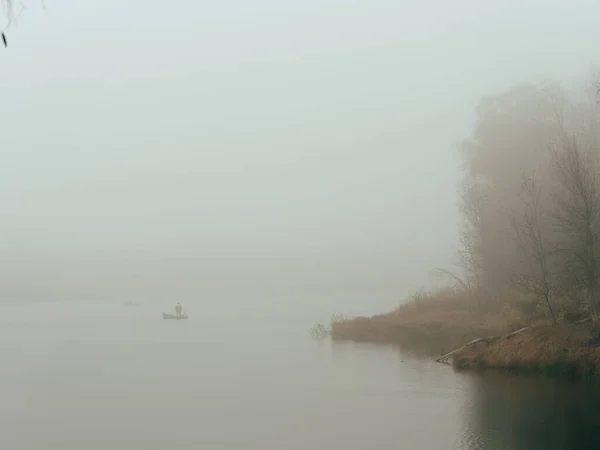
550 136 600 323
431 267 471 293
2 0 37 33
507 171 557 324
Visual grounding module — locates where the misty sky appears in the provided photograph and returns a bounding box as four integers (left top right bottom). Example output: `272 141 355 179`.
1 0 600 306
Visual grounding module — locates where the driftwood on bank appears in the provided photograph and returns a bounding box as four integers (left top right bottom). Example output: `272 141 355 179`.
435 316 593 366
571 317 591 326
435 326 529 365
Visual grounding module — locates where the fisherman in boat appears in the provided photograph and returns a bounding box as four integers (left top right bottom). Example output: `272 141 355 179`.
175 302 182 316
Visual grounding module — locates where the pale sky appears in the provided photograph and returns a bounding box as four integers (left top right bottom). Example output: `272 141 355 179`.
1 0 599 310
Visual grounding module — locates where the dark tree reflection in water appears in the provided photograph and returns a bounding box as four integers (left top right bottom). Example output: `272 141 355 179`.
456 372 600 450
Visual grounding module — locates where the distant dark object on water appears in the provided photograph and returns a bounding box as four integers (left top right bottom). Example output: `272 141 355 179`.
163 312 188 320
2 33 6 47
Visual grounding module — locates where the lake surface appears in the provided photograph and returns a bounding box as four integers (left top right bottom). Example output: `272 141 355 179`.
0 301 599 450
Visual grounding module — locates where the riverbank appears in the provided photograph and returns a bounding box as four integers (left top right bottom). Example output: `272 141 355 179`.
331 289 600 381
330 289 508 355
452 322 600 381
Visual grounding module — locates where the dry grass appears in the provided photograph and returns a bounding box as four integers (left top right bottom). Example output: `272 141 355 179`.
329 286 600 380
331 288 508 355
453 322 600 381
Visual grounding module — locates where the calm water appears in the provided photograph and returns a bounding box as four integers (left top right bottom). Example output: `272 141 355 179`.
0 302 599 450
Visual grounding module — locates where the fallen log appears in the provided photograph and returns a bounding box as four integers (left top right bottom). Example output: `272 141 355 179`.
503 326 529 339
571 317 591 326
436 335 499 365
436 316 593 366
435 326 530 365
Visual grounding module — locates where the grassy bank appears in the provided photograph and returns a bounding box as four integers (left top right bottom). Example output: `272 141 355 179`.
452 322 600 381
330 289 508 355
330 287 600 381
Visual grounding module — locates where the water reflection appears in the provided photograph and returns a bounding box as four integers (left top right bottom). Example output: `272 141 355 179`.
457 372 600 450
2 302 600 449
330 339 600 450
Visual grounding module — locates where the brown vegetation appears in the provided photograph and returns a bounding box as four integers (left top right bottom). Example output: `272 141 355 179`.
331 70 600 378
330 288 508 355
453 322 600 381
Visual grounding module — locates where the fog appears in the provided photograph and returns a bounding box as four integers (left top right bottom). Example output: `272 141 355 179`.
7 2 600 449
2 0 600 314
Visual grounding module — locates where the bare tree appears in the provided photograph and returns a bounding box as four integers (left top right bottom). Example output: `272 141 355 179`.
434 177 488 305
508 172 557 324
432 223 483 305
551 136 600 324
431 264 473 297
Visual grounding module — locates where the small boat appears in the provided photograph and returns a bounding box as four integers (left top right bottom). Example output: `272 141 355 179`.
162 312 188 320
